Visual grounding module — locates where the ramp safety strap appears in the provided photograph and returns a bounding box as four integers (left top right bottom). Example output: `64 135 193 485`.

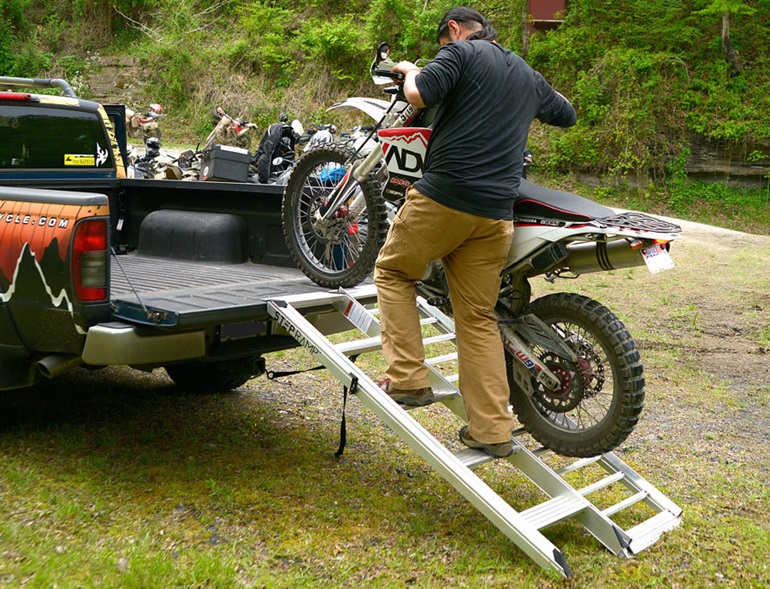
335 374 359 458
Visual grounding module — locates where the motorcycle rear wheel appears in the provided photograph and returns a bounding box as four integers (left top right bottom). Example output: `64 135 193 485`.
282 144 387 288
507 292 645 458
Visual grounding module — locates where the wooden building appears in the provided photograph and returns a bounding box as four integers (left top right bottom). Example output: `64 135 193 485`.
528 0 567 32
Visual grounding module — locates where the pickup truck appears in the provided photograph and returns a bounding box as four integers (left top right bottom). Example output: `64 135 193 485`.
0 76 355 392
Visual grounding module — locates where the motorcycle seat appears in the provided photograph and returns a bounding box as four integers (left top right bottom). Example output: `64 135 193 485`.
515 179 615 223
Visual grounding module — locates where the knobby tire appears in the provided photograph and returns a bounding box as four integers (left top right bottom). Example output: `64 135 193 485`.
507 292 645 457
282 144 387 288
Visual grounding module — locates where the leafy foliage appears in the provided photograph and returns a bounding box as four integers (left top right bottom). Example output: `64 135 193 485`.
3 0 770 188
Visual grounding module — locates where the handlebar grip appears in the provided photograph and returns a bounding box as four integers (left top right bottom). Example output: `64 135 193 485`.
373 69 404 81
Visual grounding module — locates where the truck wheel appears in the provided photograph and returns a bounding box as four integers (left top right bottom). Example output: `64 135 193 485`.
164 357 264 393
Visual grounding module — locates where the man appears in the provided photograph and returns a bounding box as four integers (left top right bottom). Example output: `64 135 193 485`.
374 6 576 457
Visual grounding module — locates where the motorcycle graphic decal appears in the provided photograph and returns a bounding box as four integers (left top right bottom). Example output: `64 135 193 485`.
378 128 432 200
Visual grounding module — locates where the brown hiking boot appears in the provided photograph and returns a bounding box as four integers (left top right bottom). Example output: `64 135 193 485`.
459 426 514 458
378 379 434 407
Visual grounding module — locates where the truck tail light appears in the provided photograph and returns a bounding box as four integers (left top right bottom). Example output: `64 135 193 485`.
72 218 108 302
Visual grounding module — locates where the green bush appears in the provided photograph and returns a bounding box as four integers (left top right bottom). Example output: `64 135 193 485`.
297 15 366 82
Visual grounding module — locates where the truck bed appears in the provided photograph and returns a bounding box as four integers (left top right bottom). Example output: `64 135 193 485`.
109 252 337 329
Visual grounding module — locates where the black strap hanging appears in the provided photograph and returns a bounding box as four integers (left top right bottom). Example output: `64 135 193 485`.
266 354 359 380
266 364 326 379
335 374 359 458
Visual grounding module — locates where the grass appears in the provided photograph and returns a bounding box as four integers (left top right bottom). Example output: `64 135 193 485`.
533 172 770 238
1 221 770 587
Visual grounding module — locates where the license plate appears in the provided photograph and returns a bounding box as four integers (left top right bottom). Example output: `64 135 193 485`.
641 244 675 274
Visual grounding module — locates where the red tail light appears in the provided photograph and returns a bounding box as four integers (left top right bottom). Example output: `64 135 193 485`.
72 219 108 302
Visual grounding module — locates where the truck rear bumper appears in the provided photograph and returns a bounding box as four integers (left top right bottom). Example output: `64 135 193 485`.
82 321 206 366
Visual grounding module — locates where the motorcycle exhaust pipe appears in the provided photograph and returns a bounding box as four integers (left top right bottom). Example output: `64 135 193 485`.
36 354 82 379
565 240 647 275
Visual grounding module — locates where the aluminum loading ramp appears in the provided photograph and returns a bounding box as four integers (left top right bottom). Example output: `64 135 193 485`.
266 285 682 578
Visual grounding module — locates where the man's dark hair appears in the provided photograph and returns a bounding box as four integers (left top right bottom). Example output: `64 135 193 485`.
436 6 498 43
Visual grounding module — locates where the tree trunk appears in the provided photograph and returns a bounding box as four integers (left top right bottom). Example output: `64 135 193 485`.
722 10 742 75
521 3 530 60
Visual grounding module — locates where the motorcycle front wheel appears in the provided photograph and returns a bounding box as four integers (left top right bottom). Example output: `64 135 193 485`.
282 144 387 288
507 292 645 458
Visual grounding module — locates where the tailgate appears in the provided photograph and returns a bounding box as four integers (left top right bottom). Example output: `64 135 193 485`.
109 253 341 329
0 185 110 352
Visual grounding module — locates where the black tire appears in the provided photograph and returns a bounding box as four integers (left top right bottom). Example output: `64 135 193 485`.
164 358 264 393
146 127 161 140
236 135 252 150
507 293 645 457
282 144 387 288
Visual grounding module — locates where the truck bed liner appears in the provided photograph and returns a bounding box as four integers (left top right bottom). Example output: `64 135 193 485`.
109 252 337 329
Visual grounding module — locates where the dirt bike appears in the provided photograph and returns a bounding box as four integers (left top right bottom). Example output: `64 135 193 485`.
125 103 163 140
281 43 682 458
200 106 258 152
252 114 302 184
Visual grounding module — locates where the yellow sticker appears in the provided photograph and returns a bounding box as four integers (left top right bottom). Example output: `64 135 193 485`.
64 154 95 166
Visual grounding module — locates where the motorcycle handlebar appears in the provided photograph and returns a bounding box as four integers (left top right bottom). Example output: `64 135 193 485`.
372 69 404 82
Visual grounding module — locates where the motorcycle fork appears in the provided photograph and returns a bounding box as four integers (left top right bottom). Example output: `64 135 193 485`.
318 99 403 222
498 322 562 396
317 145 383 221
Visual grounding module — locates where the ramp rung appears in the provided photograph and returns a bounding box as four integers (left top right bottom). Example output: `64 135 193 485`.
335 332 455 357
423 333 457 345
434 390 461 403
602 491 648 518
398 389 461 412
555 456 602 476
426 352 458 365
626 511 682 554
521 495 588 530
453 447 497 469
578 472 626 497
335 336 383 356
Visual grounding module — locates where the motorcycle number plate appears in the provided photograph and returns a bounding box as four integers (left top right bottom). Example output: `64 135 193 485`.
641 244 675 274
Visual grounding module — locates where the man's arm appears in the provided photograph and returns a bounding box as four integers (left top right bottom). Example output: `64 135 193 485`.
392 61 426 108
534 71 577 128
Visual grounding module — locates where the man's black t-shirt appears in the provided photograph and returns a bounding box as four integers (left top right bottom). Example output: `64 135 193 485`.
414 40 576 220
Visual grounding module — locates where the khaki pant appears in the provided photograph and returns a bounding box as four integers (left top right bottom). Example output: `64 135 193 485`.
374 188 515 444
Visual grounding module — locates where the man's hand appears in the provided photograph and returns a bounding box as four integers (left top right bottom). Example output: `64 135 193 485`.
391 61 426 108
392 61 421 76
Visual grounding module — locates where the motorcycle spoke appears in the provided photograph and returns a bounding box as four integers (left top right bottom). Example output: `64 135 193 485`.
508 292 644 457
531 320 616 433
290 161 368 273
